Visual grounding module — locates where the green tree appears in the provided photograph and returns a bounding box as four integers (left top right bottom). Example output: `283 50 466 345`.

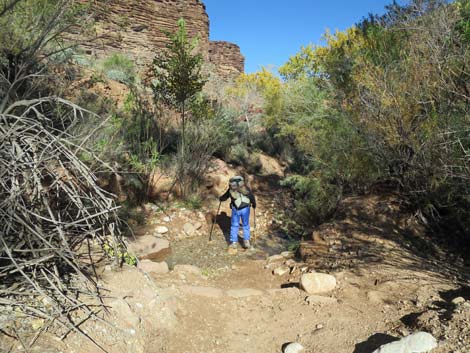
152 18 206 159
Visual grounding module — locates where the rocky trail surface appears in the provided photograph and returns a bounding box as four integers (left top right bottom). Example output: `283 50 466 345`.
2 160 469 353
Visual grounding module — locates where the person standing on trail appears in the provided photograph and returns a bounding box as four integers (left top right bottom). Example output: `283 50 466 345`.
219 176 256 252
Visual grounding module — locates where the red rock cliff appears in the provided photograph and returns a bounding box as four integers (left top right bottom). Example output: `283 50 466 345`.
209 41 245 78
77 0 244 78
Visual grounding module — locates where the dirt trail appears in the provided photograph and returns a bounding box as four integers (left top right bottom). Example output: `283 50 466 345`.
120 170 469 353
6 164 468 353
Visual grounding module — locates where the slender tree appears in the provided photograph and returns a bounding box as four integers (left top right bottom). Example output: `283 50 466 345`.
152 18 206 159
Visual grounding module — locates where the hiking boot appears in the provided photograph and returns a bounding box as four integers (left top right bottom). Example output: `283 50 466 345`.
243 239 252 249
227 242 238 254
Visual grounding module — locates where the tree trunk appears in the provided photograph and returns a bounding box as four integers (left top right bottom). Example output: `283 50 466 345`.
180 102 186 196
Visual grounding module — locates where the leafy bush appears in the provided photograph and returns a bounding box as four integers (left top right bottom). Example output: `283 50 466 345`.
227 144 249 165
268 0 470 233
281 175 341 225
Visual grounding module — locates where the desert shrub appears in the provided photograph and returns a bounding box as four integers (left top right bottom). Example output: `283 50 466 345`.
271 0 470 232
174 105 234 192
227 144 249 165
281 175 341 225
101 53 136 83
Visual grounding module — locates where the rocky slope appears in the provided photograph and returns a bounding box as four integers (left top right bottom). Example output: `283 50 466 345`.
75 0 244 78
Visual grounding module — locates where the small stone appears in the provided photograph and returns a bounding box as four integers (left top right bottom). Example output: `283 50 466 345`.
155 226 169 234
372 331 438 353
315 324 324 330
163 216 171 222
300 273 337 294
273 266 290 276
451 297 465 305
305 295 338 305
283 342 304 353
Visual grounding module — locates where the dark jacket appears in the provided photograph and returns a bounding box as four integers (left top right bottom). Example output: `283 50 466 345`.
219 187 256 210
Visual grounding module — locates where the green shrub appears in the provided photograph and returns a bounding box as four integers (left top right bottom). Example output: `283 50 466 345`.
185 194 202 209
281 175 341 225
101 53 135 83
227 144 249 165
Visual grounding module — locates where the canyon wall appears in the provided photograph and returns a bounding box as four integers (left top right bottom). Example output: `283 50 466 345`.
77 0 244 78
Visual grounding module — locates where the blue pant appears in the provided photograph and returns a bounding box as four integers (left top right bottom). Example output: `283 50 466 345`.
230 207 250 243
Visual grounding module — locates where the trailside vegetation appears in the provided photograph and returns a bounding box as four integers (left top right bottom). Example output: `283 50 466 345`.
233 0 470 236
0 0 125 347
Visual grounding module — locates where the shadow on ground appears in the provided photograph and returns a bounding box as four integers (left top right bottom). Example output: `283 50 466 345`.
353 333 399 353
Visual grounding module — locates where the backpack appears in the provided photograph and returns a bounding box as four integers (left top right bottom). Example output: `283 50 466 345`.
229 176 251 208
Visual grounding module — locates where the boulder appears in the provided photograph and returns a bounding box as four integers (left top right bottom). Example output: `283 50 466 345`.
128 236 170 261
258 153 285 177
300 273 337 294
138 260 169 274
110 299 140 330
372 332 438 353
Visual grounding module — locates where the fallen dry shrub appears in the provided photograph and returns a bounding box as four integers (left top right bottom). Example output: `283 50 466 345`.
0 97 124 349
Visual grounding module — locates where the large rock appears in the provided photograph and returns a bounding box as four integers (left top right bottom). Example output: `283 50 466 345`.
128 236 170 261
110 299 140 330
138 260 169 274
257 153 285 177
372 332 438 353
300 273 337 294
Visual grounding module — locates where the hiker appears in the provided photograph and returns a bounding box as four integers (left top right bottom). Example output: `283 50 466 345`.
219 176 256 251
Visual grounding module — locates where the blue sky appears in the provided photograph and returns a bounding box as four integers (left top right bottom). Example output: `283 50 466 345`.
203 0 406 73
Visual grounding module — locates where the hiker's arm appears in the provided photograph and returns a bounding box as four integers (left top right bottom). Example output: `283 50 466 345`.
249 190 256 209
219 189 230 202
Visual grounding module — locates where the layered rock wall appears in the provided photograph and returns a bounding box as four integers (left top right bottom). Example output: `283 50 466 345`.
208 41 245 78
77 0 244 78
